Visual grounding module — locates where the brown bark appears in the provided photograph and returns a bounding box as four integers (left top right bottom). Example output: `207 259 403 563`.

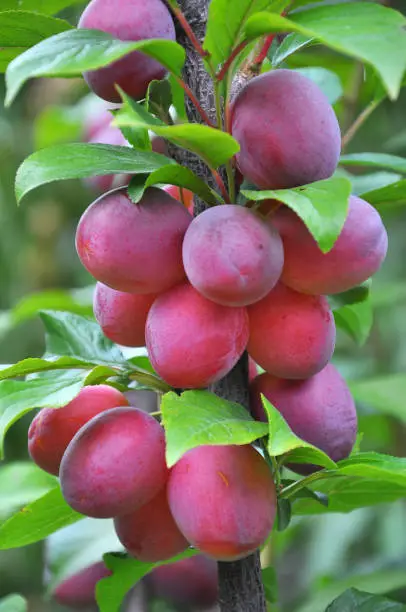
168 1 267 610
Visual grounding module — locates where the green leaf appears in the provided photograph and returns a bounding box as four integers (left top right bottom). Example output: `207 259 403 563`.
0 356 115 382
0 595 27 612
297 571 406 612
293 67 343 104
161 390 269 468
0 487 83 550
0 0 83 15
329 282 371 311
262 396 337 470
15 143 173 203
0 11 72 72
5 29 185 105
204 0 289 71
350 375 406 425
47 518 122 592
334 299 373 346
276 498 292 532
127 165 219 206
361 179 406 210
96 550 198 612
40 311 126 366
340 153 406 174
326 588 405 611
244 3 406 100
271 32 313 67
115 95 240 168
262 566 278 604
146 79 173 122
337 453 406 488
0 462 56 522
0 369 90 457
243 177 351 253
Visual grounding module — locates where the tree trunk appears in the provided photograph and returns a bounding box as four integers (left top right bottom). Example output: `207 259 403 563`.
168 1 267 610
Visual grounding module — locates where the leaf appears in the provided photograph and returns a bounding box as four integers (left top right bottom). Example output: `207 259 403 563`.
243 177 351 253
350 375 406 424
361 179 406 210
161 390 268 468
0 487 83 550
329 282 371 311
276 498 292 532
293 67 343 104
47 518 123 592
340 153 406 174
0 370 90 457
297 571 406 612
115 94 240 168
96 550 198 612
146 79 173 122
334 299 373 346
40 311 126 366
0 462 56 522
271 32 313 67
0 11 72 72
244 3 406 100
0 356 111 382
0 595 27 612
204 0 289 71
0 0 83 15
337 453 406 487
127 165 219 206
5 29 186 105
15 143 173 203
262 396 337 470
262 566 278 604
326 588 405 611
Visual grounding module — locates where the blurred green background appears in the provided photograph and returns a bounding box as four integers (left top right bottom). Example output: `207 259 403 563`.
0 1 405 611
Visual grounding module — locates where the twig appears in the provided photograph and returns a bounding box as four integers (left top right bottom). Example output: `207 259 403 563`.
174 76 216 128
341 100 380 150
166 0 209 60
212 169 231 203
216 40 250 82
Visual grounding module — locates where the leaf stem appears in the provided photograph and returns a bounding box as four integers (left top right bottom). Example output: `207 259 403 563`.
173 77 216 128
216 40 250 82
166 0 209 61
212 169 231 203
341 100 380 150
250 34 275 72
280 470 342 500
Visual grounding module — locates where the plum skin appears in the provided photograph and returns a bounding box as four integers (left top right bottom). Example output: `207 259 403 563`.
182 205 284 307
250 364 358 474
168 444 276 561
53 561 111 608
76 187 192 294
271 195 388 295
114 486 188 562
28 385 128 476
78 0 176 102
93 282 157 347
146 283 249 389
231 69 341 189
60 407 168 518
147 555 219 608
247 283 336 379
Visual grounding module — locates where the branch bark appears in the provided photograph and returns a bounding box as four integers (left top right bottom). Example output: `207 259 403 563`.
168 1 267 610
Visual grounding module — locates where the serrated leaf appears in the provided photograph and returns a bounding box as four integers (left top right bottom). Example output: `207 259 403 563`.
244 3 406 100
0 595 27 612
0 462 56 521
40 311 126 366
362 179 406 210
334 298 373 346
15 143 173 203
127 165 219 205
340 153 406 174
0 487 83 549
0 10 72 72
204 0 289 71
161 390 268 467
6 29 185 105
96 550 198 612
350 374 406 424
0 369 91 457
115 94 240 168
243 177 351 253
1 0 83 14
262 396 337 470
326 588 405 611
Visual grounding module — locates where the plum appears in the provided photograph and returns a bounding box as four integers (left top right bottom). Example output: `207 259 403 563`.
231 69 341 189
182 205 284 306
53 561 111 608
